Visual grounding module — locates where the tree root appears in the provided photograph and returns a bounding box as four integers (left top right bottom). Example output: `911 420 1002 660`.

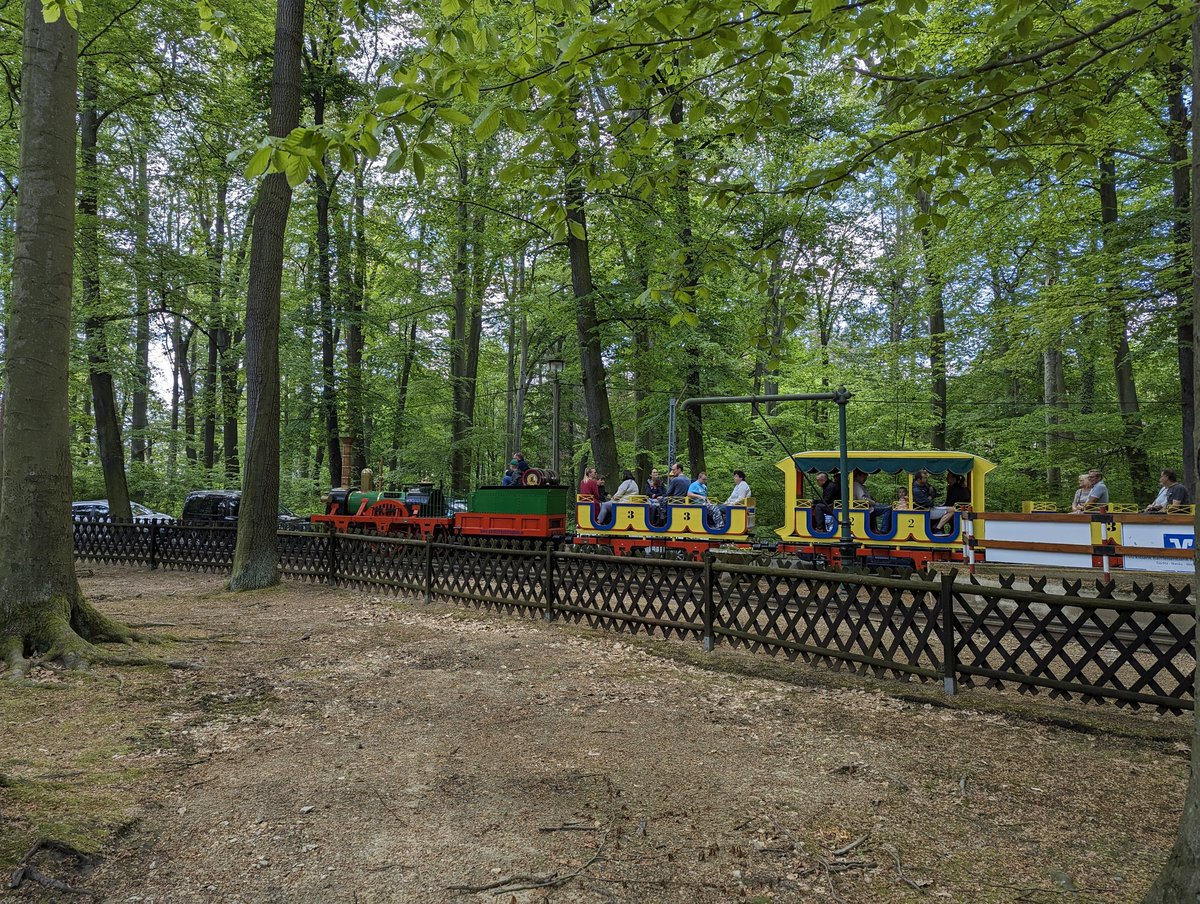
3 598 194 679
8 838 98 897
1 634 31 680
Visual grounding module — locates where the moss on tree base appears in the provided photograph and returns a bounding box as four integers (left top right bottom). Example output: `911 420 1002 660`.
2 594 159 680
228 557 281 592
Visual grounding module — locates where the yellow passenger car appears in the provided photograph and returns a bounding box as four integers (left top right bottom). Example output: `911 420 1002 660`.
776 450 994 568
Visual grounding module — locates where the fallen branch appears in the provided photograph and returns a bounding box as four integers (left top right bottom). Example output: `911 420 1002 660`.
447 871 559 893
537 822 597 833
831 833 870 857
883 844 929 893
8 839 97 898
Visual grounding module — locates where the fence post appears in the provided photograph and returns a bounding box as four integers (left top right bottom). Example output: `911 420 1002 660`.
543 545 556 622
940 569 958 695
325 522 338 586
148 521 159 571
424 539 434 604
702 552 714 652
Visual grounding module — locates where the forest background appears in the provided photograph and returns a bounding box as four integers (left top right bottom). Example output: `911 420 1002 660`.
0 0 1191 535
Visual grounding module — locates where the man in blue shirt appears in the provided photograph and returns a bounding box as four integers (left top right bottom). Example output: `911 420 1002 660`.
687 471 708 502
665 462 691 498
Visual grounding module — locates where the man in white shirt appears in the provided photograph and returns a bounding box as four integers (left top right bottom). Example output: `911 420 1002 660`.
724 470 751 506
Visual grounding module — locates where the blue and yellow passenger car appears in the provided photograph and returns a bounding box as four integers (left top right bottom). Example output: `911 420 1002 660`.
572 493 756 559
777 450 995 568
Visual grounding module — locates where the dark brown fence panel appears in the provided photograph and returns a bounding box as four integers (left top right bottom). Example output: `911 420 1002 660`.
713 563 944 680
336 532 427 595
156 524 237 572
552 551 705 639
951 582 1196 712
278 526 334 583
73 518 156 566
429 541 546 616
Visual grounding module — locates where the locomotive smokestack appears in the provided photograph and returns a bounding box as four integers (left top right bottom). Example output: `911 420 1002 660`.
340 436 353 488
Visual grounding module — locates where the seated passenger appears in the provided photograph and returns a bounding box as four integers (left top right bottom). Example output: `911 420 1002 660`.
932 472 969 533
596 474 615 523
665 462 691 499
854 471 893 533
513 452 531 474
912 469 936 510
612 469 639 501
579 468 599 502
644 469 665 500
1146 468 1191 512
896 487 909 509
687 471 726 530
1070 473 1091 512
501 464 517 487
1086 469 1109 508
724 470 751 506
811 472 839 532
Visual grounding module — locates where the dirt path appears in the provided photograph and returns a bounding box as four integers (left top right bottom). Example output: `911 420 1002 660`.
1 567 1191 903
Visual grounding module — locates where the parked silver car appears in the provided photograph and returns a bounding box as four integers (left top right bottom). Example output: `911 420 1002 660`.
72 500 176 523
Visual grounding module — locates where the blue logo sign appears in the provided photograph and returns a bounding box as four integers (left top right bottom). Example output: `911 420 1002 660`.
1163 533 1194 550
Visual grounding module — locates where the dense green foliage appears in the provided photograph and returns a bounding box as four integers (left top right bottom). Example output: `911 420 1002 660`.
0 0 1192 522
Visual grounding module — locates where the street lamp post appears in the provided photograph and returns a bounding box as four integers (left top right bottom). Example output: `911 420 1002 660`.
547 355 564 480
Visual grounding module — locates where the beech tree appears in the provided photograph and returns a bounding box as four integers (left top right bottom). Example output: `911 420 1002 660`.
229 0 306 590
0 0 144 677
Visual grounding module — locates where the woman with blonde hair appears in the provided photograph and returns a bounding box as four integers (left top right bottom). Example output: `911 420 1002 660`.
1070 473 1091 512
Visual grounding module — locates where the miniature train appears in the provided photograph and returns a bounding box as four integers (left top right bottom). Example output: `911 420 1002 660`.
571 449 1195 574
312 450 1196 575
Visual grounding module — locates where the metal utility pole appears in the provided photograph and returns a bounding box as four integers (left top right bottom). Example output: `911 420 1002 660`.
677 388 855 556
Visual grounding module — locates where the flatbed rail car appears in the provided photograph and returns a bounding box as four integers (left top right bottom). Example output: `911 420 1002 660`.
776 450 994 570
573 494 756 560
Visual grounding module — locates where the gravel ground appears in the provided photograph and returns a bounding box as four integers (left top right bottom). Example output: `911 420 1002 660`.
1 566 1192 903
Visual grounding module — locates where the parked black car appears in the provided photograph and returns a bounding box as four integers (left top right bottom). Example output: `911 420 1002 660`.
181 490 307 527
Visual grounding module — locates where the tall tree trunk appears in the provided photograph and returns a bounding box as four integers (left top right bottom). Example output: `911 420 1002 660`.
917 187 947 450
1043 347 1064 495
200 178 227 471
449 154 484 496
1043 252 1068 497
667 91 705 476
79 67 131 522
566 163 618 480
317 171 340 487
230 0 305 590
515 312 528 455
1169 62 1195 496
505 282 517 465
1099 152 1151 500
630 241 653 485
222 213 250 481
392 229 423 474
1 0 139 677
130 145 150 463
346 158 367 475
168 318 181 477
1142 14 1200 900
177 324 197 464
